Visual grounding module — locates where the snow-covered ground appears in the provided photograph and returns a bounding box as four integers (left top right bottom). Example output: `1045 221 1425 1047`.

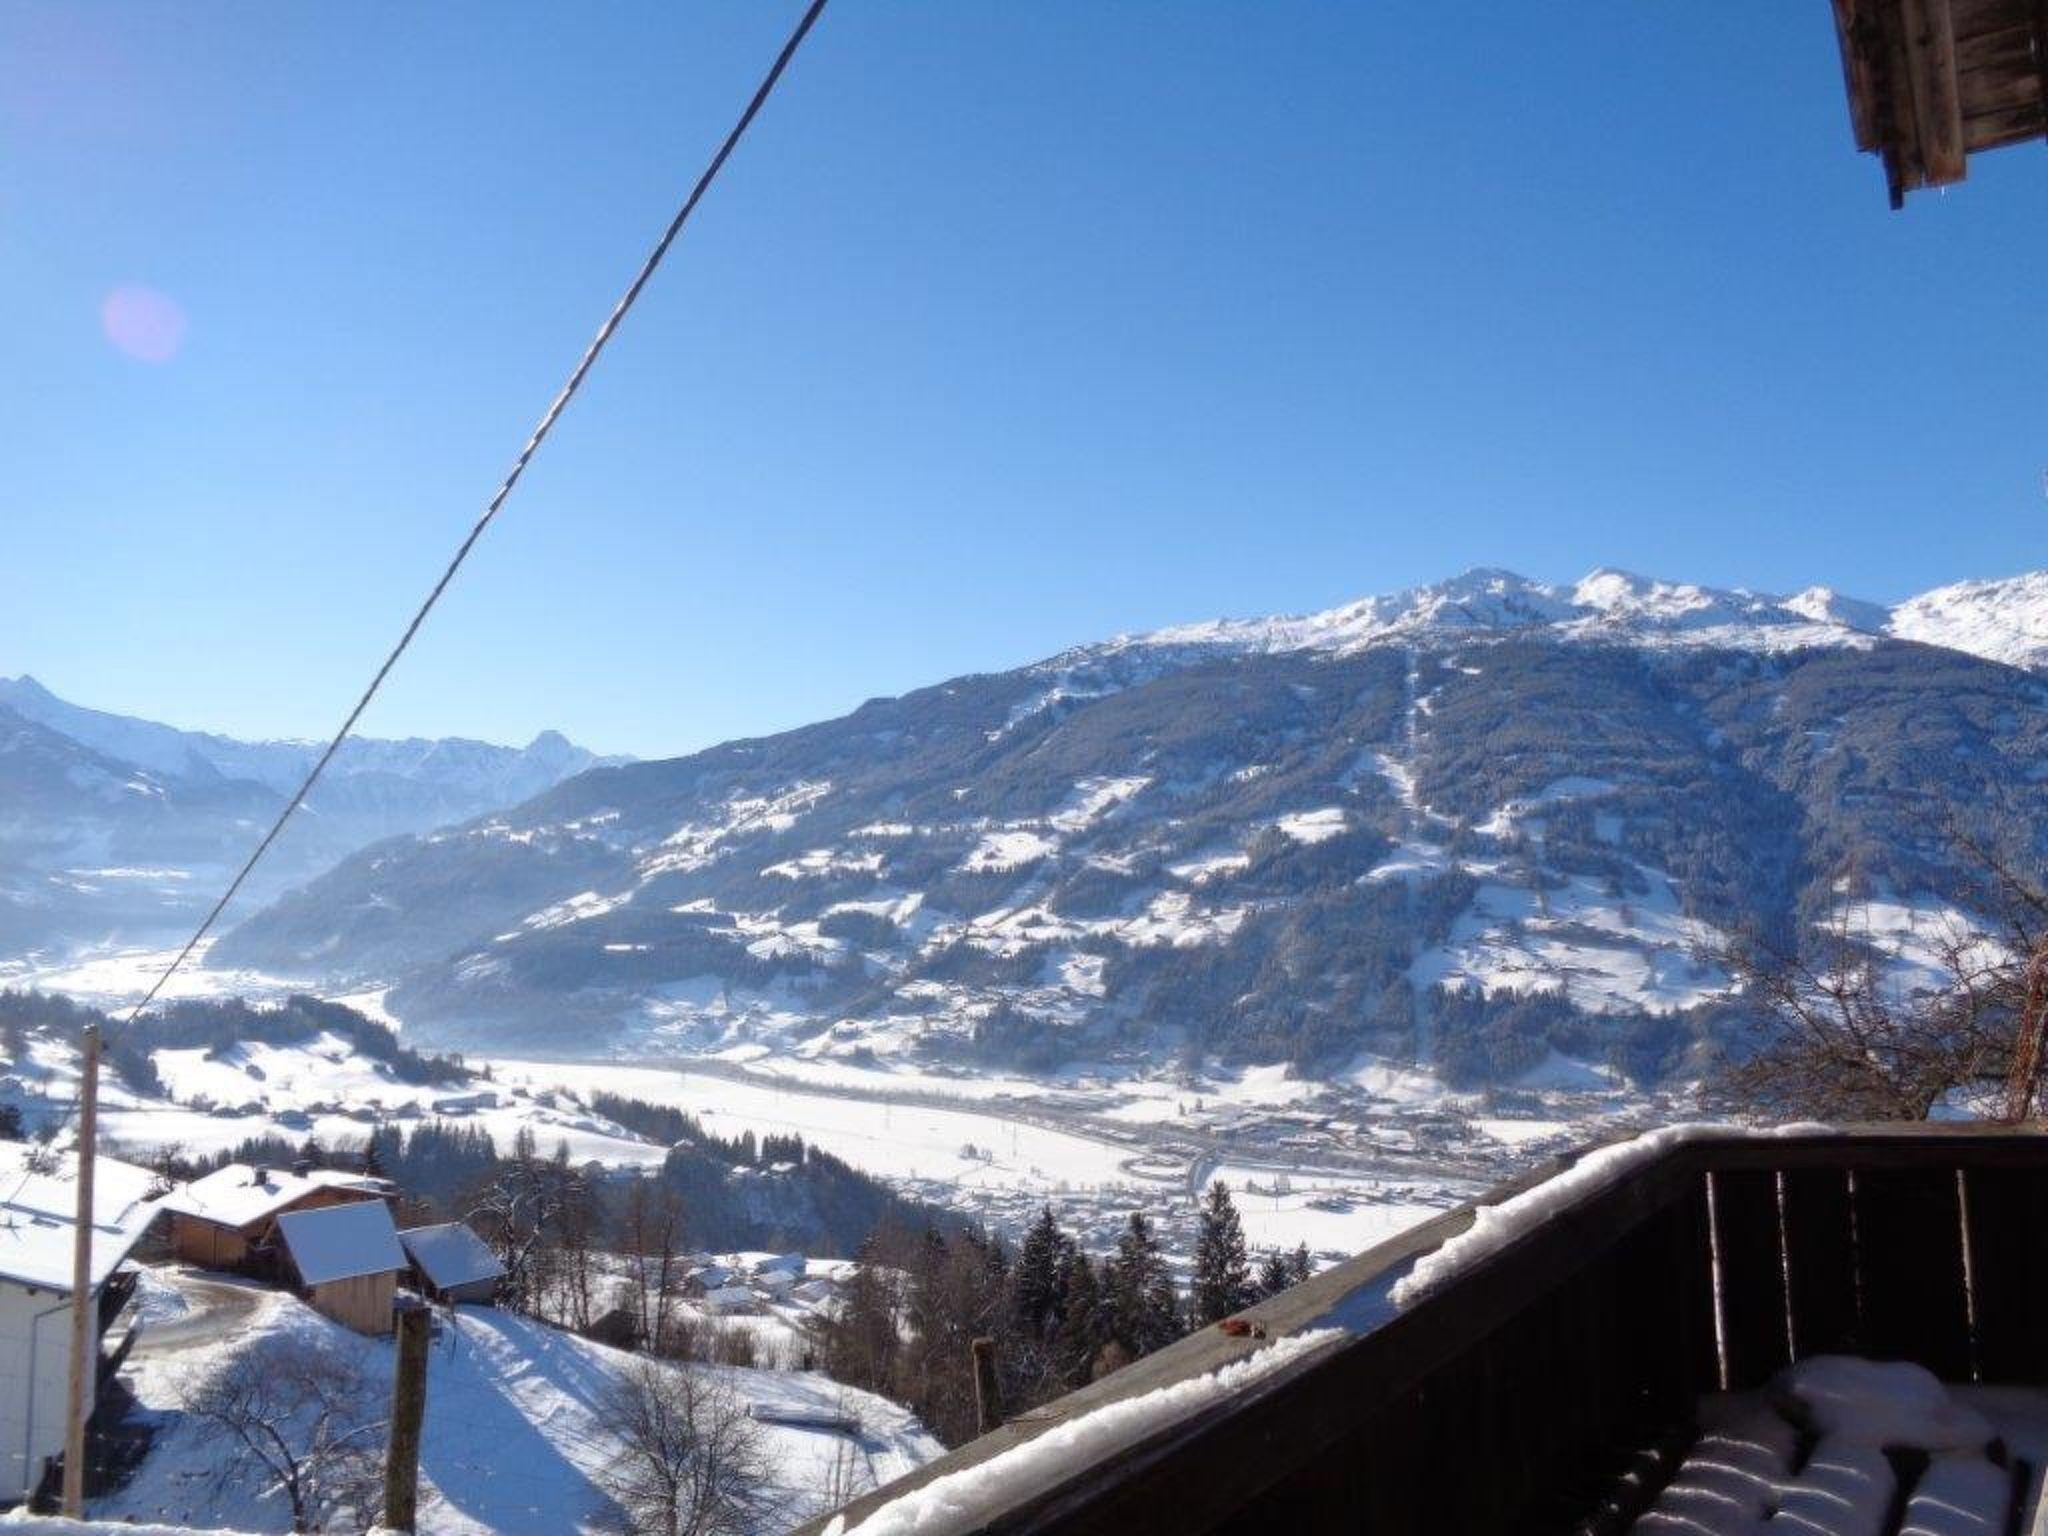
101 1273 937 1535
0 941 298 1013
492 1061 1135 1191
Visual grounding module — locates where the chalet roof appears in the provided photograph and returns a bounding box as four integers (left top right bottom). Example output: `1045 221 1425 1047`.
0 1141 161 1293
1830 0 2048 204
398 1221 505 1291
276 1199 405 1286
161 1162 388 1230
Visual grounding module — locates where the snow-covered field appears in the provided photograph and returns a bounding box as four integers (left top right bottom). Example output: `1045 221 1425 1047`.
492 1061 1135 1191
0 941 298 1012
102 1274 936 1535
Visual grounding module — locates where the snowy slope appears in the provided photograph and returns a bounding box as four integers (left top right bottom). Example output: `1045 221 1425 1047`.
100 1282 939 1535
1888 570 2048 673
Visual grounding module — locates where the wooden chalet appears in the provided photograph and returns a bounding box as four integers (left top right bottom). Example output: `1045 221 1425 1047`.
1830 0 2048 204
161 1161 393 1273
274 1199 407 1336
802 1126 2048 1536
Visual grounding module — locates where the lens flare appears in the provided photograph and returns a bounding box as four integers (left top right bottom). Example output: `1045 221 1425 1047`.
100 284 186 362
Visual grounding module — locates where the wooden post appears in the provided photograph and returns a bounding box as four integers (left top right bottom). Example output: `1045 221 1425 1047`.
60 1022 99 1518
383 1300 431 1532
970 1336 1003 1436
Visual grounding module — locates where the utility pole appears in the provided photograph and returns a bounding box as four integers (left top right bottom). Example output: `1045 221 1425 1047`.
383 1299 431 1533
61 1022 100 1517
970 1336 1003 1436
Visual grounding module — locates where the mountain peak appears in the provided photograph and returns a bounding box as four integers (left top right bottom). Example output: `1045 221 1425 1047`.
0 674 60 710
1891 570 2048 671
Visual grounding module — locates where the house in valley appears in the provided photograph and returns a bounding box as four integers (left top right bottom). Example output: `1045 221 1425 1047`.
274 1200 407 1335
0 1143 161 1505
701 1284 758 1316
398 1221 505 1305
160 1161 392 1272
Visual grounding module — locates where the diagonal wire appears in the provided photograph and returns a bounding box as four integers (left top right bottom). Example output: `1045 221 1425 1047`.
34 0 834 1150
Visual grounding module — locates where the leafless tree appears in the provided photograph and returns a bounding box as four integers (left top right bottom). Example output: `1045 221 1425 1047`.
1716 839 2048 1121
466 1129 588 1311
621 1178 688 1353
594 1360 769 1536
178 1334 384 1533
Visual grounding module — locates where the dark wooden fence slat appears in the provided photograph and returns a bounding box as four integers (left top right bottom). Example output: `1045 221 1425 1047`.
1784 1166 1862 1360
1713 1169 1793 1389
1961 1164 2048 1384
1854 1164 1973 1380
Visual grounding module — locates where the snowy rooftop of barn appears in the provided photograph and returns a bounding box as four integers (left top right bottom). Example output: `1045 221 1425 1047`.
160 1161 387 1229
276 1198 405 1285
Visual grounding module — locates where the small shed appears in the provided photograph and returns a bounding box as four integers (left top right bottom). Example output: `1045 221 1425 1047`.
275 1200 406 1335
398 1221 506 1305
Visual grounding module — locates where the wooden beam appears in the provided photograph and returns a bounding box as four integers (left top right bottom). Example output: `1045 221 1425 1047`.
1901 0 1971 183
1832 0 1886 149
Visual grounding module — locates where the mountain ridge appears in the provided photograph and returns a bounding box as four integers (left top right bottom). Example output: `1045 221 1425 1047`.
0 676 623 951
209 565 2048 1090
1081 566 2048 670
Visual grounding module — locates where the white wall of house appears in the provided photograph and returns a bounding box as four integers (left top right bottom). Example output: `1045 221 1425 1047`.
0 1279 91 1505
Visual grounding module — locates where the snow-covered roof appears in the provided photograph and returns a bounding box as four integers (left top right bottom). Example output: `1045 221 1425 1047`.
0 1141 162 1293
398 1221 505 1291
275 1199 405 1286
160 1162 387 1230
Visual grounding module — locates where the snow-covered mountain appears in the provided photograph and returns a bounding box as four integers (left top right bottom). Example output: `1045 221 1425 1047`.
211 567 2048 1088
1093 566 2044 665
0 676 620 952
1888 571 2048 673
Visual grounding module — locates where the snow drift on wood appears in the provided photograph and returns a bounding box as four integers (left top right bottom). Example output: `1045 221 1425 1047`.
826 1329 1342 1536
1389 1123 1831 1309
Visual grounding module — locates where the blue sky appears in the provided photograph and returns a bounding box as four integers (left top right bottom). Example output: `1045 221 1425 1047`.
3 2 2043 759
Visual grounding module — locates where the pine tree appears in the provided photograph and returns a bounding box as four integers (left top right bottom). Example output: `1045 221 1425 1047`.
1288 1242 1314 1285
1052 1249 1110 1388
1255 1250 1292 1299
819 1234 901 1394
1189 1181 1252 1326
1108 1212 1180 1357
1011 1206 1069 1342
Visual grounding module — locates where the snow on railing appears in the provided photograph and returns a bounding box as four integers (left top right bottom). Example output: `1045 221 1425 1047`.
822 1329 1344 1536
1388 1121 1832 1308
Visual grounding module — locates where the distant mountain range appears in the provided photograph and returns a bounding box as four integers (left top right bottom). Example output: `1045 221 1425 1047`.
206 567 2048 1087
0 674 620 951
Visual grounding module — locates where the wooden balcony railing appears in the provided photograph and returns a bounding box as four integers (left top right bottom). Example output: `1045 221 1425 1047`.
803 1124 2048 1536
